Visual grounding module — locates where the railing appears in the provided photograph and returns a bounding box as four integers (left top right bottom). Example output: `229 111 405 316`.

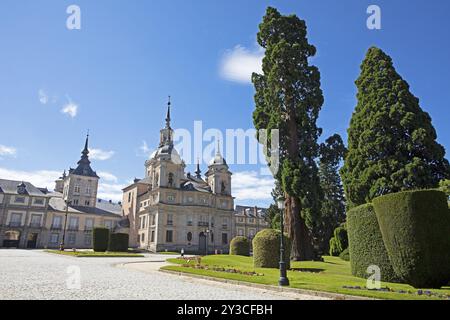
29 223 42 228
198 222 209 227
8 221 21 227
222 225 228 230
187 222 193 226
51 224 62 230
67 226 79 231
167 221 173 226
84 228 93 232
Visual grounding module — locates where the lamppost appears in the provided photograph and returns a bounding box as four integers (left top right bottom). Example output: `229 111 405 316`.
59 199 71 251
277 195 289 286
204 229 210 256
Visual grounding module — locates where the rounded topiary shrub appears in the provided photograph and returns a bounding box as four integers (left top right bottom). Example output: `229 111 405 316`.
229 236 250 256
339 248 350 261
329 226 348 256
347 203 400 283
93 227 109 252
253 229 290 269
373 190 450 288
108 233 129 252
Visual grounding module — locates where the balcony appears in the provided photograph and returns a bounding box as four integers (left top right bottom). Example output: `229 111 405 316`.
167 221 173 226
51 224 62 230
67 226 79 231
84 228 93 232
29 222 42 228
198 222 209 227
222 225 228 230
8 221 22 228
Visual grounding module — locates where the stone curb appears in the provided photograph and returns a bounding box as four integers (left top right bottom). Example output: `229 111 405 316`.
159 268 376 300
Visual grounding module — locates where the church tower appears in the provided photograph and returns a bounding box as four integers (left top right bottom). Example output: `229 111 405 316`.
205 142 232 195
144 97 185 190
62 134 100 207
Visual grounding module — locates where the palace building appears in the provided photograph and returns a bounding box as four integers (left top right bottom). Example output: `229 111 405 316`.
0 136 122 249
122 99 235 254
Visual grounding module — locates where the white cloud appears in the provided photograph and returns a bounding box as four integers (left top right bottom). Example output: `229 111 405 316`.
38 89 48 105
61 102 78 118
220 45 264 84
0 145 17 157
0 167 60 189
137 140 151 157
98 171 118 183
232 171 275 201
90 149 115 161
97 182 125 202
0 166 126 203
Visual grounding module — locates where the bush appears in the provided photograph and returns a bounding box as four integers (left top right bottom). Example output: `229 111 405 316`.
253 229 291 269
108 233 129 252
329 237 340 256
229 236 250 256
339 248 350 261
93 227 109 252
347 203 400 283
373 190 450 288
329 226 348 256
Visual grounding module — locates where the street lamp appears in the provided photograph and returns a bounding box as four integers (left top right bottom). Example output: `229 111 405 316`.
59 199 71 251
204 229 210 256
277 195 289 286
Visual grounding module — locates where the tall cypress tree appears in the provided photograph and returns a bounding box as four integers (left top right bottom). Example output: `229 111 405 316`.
252 7 324 260
341 47 450 208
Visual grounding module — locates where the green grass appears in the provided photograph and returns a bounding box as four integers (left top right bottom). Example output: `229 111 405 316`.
155 251 182 255
45 249 144 258
162 255 450 300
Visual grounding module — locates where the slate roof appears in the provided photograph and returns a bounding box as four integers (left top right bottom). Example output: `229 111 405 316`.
48 192 122 217
235 205 268 218
0 179 49 197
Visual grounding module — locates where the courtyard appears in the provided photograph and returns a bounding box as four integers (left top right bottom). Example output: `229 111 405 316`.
0 249 321 300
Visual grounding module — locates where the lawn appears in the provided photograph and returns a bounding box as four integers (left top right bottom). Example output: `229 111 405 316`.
162 255 450 300
45 249 144 258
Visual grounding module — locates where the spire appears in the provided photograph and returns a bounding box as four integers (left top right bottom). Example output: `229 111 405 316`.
82 131 89 156
216 139 221 156
195 157 202 178
165 96 171 129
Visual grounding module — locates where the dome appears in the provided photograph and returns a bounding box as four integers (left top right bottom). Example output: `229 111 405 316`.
209 152 227 166
150 144 182 164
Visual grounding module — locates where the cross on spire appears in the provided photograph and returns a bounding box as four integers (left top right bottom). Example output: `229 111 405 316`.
165 95 171 129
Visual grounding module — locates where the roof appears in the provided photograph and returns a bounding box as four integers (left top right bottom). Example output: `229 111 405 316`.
69 135 99 178
48 192 122 217
235 205 268 218
180 174 212 193
0 179 49 197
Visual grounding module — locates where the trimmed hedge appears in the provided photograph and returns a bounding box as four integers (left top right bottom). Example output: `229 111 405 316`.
229 236 250 256
108 233 129 252
373 190 450 288
253 229 291 269
339 248 350 261
347 203 400 283
93 227 109 252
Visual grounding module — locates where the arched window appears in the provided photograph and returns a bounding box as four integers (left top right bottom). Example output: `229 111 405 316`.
187 232 192 242
168 173 174 187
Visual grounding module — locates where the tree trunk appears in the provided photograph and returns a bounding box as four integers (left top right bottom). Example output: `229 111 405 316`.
285 194 314 261
284 105 315 261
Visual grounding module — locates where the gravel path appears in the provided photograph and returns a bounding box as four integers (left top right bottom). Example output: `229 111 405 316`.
0 249 325 300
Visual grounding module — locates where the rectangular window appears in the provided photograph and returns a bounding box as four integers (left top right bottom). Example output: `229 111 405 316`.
104 220 113 229
86 186 91 195
30 214 42 227
151 231 155 243
167 195 175 202
74 185 80 193
9 213 22 227
52 216 62 229
68 232 76 245
222 233 228 245
128 192 132 203
187 215 193 226
141 233 145 242
72 199 79 205
85 218 94 231
14 196 26 204
238 217 244 223
238 228 244 236
68 217 79 231
84 200 90 206
49 233 59 244
166 230 173 243
222 217 228 229
84 234 92 246
167 214 173 226
33 198 44 205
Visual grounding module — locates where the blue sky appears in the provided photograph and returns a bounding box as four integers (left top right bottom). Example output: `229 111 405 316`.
0 0 449 206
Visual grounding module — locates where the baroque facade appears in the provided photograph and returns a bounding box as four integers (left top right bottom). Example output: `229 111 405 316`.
122 100 235 253
0 136 122 249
